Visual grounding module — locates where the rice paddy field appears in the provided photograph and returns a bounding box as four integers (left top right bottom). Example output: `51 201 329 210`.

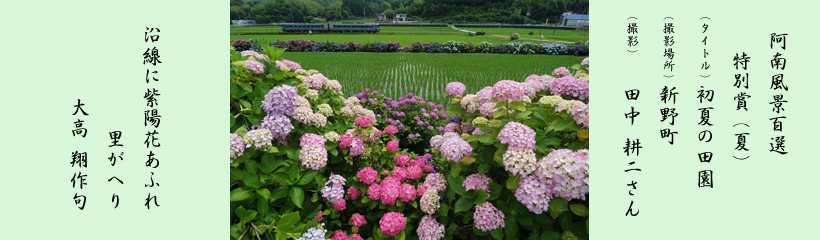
458 27 589 42
231 34 515 46
231 26 461 35
380 26 462 34
232 25 588 103
281 51 585 103
230 26 588 43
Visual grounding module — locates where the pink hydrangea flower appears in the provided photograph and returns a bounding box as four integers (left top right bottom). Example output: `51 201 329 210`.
354 116 373 128
300 133 326 148
443 132 460 140
445 82 467 97
497 121 536 152
524 74 545 83
394 154 411 167
523 77 548 96
412 157 426 167
492 80 526 102
444 123 459 132
357 167 379 185
471 128 485 135
463 173 492 194
290 107 313 124
349 135 365 157
339 133 353 149
332 198 346 210
299 146 328 170
461 94 479 113
330 230 349 240
298 133 328 171
399 183 417 202
230 133 245 162
476 86 494 105
479 102 498 117
569 104 589 129
391 167 408 182
349 234 363 240
552 67 571 77
516 174 552 214
281 59 302 70
536 149 589 201
417 215 444 240
326 79 342 92
379 212 406 236
367 183 382 200
384 125 399 135
274 60 289 71
429 135 445 149
386 139 399 153
474 202 505 232
314 210 323 221
406 165 423 180
379 177 401 206
549 75 589 100
348 186 362 200
241 50 269 61
423 173 447 193
243 59 265 74
351 214 366 227
416 184 428 197
439 135 472 162
303 73 328 89
502 149 537 176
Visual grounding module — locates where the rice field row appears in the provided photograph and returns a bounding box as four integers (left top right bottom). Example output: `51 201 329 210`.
232 34 516 46
281 52 584 103
231 25 284 34
379 26 462 34
230 26 462 35
459 27 589 42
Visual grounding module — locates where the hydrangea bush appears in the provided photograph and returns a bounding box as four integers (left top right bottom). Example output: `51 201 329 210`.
422 58 590 239
231 39 263 52
230 44 590 239
261 39 590 56
351 89 450 154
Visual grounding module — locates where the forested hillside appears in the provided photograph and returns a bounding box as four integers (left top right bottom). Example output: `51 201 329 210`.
231 0 588 24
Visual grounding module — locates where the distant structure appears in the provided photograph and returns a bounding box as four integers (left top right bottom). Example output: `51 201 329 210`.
377 13 389 23
560 12 589 27
231 19 256 25
393 13 408 23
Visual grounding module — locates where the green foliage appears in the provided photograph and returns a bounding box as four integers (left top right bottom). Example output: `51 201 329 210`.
426 58 590 238
230 43 589 239
230 46 335 239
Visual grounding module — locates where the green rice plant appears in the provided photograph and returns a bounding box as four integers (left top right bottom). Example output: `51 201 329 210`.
279 52 583 104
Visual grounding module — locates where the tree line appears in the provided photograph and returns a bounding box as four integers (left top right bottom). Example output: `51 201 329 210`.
231 0 588 24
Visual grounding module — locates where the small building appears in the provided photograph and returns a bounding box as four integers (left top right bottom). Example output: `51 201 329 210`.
377 13 388 23
393 13 408 23
560 12 589 27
